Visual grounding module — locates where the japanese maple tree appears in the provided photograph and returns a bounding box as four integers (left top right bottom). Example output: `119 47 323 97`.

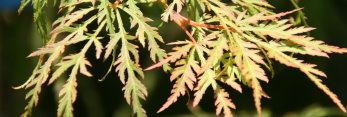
15 0 346 117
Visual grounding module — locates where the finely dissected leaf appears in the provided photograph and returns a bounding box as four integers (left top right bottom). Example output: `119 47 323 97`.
193 69 217 106
252 78 264 116
267 41 329 58
122 76 148 117
49 55 76 85
58 71 77 117
238 9 301 24
157 48 198 113
232 34 269 116
114 9 147 116
56 19 106 117
244 33 346 112
55 41 96 117
114 38 143 83
20 4 103 116
98 0 116 34
233 35 268 83
122 6 167 63
240 20 315 39
214 88 236 117
50 15 98 48
151 37 198 113
17 44 64 116
289 36 347 54
199 36 228 74
105 33 122 59
115 38 148 116
93 39 104 59
145 41 193 71
218 57 243 93
59 7 95 28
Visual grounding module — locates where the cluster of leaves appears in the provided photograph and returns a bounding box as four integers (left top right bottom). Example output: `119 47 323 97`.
16 0 346 117
16 0 165 116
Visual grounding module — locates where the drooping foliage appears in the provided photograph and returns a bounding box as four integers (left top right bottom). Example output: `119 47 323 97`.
16 0 346 117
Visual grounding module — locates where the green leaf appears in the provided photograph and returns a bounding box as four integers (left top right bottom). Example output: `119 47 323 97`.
114 9 148 117
122 6 167 63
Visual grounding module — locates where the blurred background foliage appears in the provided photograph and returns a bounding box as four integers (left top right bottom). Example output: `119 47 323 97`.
1 0 347 116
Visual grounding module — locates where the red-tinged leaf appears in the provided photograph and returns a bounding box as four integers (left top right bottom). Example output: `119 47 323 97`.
244 35 346 113
114 10 148 116
33 46 65 85
62 8 95 27
57 71 78 117
127 42 140 63
193 69 217 106
104 33 121 60
157 67 195 113
214 88 235 117
233 37 268 83
122 7 168 63
246 49 265 64
239 11 266 24
269 41 329 58
122 7 164 48
145 42 193 71
304 72 347 112
240 25 293 39
241 19 316 41
114 40 143 84
93 39 103 59
252 79 263 116
79 58 92 77
122 75 148 116
27 47 63 58
199 37 228 74
286 26 316 34
238 38 258 48
290 37 347 54
157 50 197 113
258 8 302 21
262 47 327 78
264 42 328 78
239 8 302 24
319 44 347 53
220 77 242 93
157 86 183 113
49 55 77 84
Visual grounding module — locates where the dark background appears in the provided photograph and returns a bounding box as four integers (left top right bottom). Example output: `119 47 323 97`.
1 0 347 116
